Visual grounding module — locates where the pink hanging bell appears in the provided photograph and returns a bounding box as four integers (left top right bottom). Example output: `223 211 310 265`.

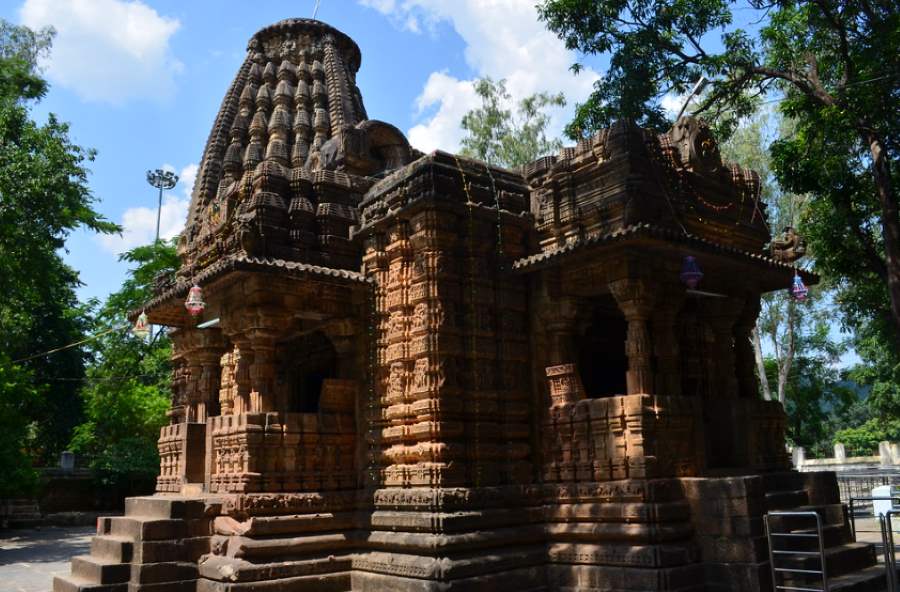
791 273 808 301
680 256 704 289
132 311 150 338
184 284 206 316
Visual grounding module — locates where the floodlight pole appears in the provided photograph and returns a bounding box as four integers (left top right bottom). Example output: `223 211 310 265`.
676 76 709 120
146 169 179 243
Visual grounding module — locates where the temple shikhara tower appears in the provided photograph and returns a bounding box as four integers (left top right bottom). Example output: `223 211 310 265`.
55 18 886 592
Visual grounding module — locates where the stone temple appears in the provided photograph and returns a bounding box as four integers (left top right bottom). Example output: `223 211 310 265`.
55 18 888 592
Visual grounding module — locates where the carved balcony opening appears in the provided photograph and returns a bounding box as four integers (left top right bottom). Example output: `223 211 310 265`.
278 330 338 414
575 295 628 397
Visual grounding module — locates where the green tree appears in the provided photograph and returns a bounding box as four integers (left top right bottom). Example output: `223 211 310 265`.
460 77 566 169
71 240 177 493
538 1 900 339
0 19 116 489
834 416 900 457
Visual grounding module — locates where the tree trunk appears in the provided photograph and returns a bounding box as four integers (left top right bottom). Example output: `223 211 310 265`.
867 133 900 339
776 300 796 406
751 327 772 401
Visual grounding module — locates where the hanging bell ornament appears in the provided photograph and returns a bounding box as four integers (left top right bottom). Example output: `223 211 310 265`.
680 256 704 289
184 284 206 316
790 273 808 301
132 311 150 338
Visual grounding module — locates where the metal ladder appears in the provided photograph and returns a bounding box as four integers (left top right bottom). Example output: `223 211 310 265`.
765 511 830 592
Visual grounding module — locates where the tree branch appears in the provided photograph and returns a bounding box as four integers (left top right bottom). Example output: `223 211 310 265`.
811 0 853 89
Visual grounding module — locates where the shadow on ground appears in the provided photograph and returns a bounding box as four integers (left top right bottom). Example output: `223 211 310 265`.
0 526 94 592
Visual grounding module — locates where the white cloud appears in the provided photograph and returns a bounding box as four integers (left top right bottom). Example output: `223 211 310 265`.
98 164 196 254
359 0 600 153
19 0 182 104
660 92 688 118
408 71 478 153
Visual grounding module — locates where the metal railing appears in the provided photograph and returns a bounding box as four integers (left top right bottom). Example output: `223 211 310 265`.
765 511 830 592
848 496 900 540
837 473 900 506
880 510 897 592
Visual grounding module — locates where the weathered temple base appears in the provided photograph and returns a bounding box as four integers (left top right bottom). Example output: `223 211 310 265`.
56 467 890 592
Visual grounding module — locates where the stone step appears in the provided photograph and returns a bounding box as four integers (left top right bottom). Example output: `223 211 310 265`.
820 564 889 592
766 504 847 530
199 554 354 583
765 489 810 511
71 555 131 585
225 531 357 560
91 536 134 563
776 542 877 578
126 580 196 592
761 471 806 493
52 574 126 592
125 497 208 520
109 517 187 541
130 561 198 585
773 524 850 551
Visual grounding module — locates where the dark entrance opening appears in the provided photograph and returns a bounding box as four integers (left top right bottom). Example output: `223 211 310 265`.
575 295 629 397
280 331 337 413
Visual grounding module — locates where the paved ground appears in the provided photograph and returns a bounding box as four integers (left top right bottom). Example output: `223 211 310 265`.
0 525 94 592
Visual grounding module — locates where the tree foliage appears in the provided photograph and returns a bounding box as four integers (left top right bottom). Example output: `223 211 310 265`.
720 112 859 454
460 77 566 169
0 19 116 492
834 416 900 457
70 241 177 493
538 1 900 338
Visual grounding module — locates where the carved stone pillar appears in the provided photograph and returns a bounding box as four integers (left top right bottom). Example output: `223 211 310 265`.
231 342 253 415
735 296 762 399
247 329 278 413
610 278 656 395
197 351 222 422
653 290 684 397
219 350 236 416
705 298 744 398
185 360 203 423
543 297 580 367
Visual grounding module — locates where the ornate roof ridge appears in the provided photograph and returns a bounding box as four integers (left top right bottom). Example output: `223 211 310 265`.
249 18 361 69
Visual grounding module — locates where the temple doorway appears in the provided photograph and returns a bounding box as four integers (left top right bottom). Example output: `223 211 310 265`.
575 295 629 397
280 330 338 413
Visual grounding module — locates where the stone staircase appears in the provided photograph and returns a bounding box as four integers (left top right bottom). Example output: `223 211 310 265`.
52 497 217 592
1 498 43 528
764 473 894 592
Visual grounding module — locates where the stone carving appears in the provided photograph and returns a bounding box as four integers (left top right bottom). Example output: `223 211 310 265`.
669 115 722 173
770 225 807 263
546 363 586 406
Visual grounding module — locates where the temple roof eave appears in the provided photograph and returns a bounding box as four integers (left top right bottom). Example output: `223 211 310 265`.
511 222 818 291
133 254 370 326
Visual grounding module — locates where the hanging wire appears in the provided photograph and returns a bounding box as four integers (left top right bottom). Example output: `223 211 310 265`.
11 323 130 364
40 372 163 383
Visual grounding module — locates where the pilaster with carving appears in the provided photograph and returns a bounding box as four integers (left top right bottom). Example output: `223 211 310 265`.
609 278 656 395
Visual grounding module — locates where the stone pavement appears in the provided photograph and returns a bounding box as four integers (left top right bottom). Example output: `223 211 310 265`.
0 526 94 592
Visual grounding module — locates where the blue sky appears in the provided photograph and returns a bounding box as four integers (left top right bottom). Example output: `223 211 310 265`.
2 0 601 304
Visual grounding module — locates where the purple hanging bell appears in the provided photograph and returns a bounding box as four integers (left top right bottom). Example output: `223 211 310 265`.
680 256 704 289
